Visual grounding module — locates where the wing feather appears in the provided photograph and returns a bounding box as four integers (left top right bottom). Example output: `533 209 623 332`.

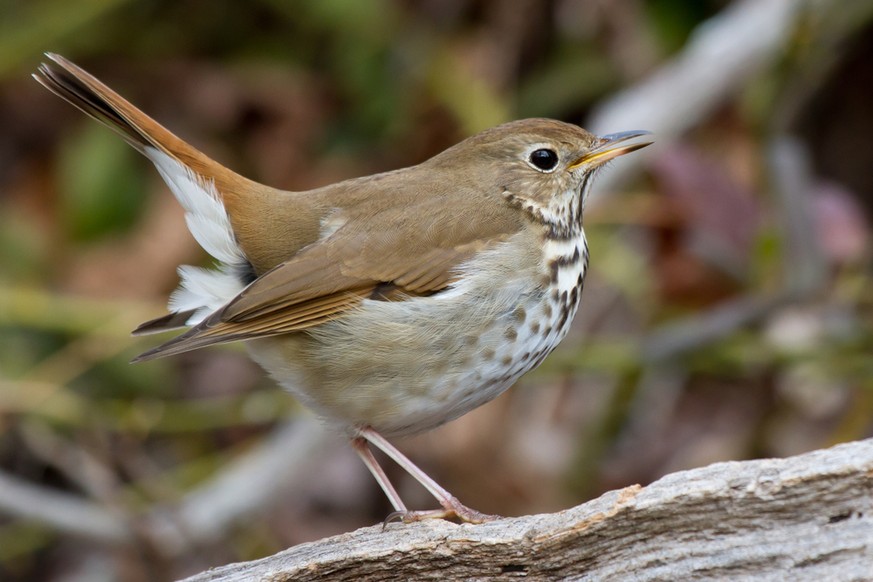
132 232 509 361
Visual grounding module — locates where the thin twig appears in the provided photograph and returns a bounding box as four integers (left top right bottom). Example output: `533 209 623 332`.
0 470 131 545
588 0 806 196
142 418 333 555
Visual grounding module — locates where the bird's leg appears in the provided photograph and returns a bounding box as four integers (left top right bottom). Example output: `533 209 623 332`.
356 426 499 524
351 437 408 514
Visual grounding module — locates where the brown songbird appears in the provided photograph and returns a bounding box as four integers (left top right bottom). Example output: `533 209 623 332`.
35 53 651 522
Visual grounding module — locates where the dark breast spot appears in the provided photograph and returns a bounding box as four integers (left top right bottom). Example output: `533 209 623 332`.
463 334 479 347
549 260 560 284
557 304 570 330
548 248 581 283
531 347 550 367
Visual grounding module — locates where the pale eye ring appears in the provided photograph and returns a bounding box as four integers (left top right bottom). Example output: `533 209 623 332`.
528 148 559 172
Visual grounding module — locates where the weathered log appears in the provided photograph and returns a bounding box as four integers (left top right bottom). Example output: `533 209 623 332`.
182 438 873 581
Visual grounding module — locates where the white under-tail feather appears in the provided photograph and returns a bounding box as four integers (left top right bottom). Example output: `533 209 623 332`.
146 148 247 324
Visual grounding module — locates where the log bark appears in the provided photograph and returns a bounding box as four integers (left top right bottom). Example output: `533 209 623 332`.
181 438 873 581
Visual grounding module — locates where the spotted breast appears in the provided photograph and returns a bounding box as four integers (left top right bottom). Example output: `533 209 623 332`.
248 182 590 438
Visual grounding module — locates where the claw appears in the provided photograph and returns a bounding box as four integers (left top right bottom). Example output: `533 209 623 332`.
382 511 408 529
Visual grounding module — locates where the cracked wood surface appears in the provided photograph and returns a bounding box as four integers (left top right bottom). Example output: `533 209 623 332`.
181 438 873 581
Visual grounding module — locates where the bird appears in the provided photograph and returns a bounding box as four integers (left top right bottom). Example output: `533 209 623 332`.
34 53 652 523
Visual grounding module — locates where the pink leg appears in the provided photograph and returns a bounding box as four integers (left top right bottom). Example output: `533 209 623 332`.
356 426 499 524
351 437 407 514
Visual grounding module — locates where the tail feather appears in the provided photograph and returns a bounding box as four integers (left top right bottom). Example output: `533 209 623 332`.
132 310 198 336
35 53 211 171
35 56 149 152
35 53 258 354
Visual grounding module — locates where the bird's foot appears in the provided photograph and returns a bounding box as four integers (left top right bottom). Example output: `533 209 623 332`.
384 496 500 526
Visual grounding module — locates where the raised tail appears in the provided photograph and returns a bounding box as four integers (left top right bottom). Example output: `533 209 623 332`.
36 54 228 180
35 54 266 344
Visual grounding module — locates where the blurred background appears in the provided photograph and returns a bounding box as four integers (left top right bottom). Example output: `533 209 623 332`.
2 0 872 580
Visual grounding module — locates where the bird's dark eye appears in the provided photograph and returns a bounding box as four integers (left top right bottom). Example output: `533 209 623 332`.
529 148 559 172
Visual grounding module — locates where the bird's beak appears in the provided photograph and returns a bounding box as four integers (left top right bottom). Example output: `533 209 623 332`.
568 130 654 170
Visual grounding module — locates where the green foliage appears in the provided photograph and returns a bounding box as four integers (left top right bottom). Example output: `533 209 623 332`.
644 0 727 53
57 123 147 242
0 0 134 77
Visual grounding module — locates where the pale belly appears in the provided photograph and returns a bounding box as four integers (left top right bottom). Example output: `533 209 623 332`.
248 233 587 437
